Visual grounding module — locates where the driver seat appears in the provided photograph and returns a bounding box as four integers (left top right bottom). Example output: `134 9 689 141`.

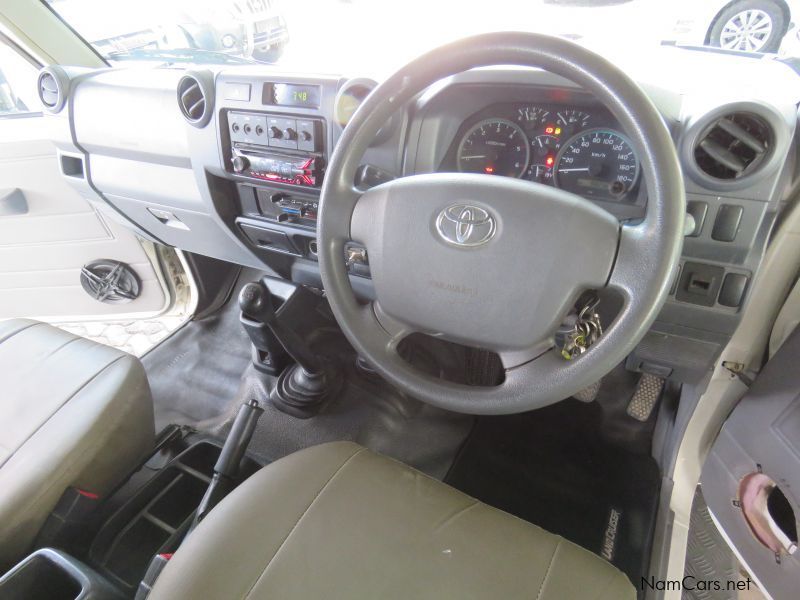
150 442 635 599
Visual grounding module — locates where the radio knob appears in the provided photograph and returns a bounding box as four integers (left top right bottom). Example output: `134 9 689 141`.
283 127 297 141
268 126 283 139
300 130 312 142
255 124 264 136
232 155 250 174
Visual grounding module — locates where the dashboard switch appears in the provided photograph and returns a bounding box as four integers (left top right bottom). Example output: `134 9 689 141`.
712 204 743 242
718 273 749 308
676 262 724 307
686 201 708 237
296 119 317 151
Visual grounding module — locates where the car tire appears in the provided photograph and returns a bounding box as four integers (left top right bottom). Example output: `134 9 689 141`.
708 0 787 53
253 43 286 63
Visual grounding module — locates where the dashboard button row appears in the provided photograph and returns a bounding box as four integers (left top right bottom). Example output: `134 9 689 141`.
228 111 318 152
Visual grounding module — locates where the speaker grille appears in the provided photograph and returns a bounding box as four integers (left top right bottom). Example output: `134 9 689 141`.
80 260 141 304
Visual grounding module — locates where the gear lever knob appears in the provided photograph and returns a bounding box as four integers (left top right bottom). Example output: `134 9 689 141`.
238 282 274 323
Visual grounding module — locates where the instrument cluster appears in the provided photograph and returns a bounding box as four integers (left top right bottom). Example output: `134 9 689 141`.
448 102 641 203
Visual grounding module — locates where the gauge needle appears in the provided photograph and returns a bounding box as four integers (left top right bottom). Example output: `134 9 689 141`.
558 167 590 173
461 155 487 159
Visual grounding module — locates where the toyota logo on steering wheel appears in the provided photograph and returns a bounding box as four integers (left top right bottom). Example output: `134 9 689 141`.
435 204 497 247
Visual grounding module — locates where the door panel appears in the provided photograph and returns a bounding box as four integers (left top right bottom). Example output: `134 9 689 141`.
0 116 167 320
701 326 800 599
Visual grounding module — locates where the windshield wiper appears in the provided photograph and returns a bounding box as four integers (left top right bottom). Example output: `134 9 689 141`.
106 47 255 66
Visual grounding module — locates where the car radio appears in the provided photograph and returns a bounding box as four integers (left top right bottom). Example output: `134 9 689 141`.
226 111 325 187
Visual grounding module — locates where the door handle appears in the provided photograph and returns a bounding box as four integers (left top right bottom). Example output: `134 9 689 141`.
0 188 28 216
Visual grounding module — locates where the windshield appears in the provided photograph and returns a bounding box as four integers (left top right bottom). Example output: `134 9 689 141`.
47 0 800 73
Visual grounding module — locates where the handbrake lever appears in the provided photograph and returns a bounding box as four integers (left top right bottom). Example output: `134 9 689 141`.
190 399 263 529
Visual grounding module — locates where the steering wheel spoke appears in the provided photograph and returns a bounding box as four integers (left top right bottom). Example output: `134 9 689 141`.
608 222 651 304
371 300 416 344
497 340 555 371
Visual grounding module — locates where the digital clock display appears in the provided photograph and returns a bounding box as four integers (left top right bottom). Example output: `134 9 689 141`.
264 83 321 108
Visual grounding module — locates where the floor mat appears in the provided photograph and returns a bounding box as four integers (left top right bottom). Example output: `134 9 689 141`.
141 270 254 431
445 398 660 587
141 270 473 478
205 321 475 479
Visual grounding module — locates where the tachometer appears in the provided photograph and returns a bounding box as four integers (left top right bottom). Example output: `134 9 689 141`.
457 119 530 178
554 129 639 201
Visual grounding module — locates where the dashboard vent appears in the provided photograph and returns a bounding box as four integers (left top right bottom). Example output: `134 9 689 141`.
334 78 376 128
177 72 213 127
39 73 58 107
334 77 396 146
693 112 772 181
37 67 69 113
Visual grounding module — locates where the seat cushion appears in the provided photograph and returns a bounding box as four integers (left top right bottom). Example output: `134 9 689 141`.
0 319 154 569
151 441 635 600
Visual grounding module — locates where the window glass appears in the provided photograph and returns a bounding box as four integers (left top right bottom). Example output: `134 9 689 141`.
0 40 39 116
44 0 800 71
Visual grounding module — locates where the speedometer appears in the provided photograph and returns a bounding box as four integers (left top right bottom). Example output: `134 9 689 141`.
554 129 639 201
457 119 529 178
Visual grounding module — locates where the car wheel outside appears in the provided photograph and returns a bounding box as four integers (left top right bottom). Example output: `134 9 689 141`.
708 0 787 53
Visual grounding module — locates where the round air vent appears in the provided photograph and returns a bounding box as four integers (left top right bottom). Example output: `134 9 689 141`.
80 260 141 304
334 78 377 128
334 78 396 145
177 71 213 128
37 67 69 113
693 111 773 181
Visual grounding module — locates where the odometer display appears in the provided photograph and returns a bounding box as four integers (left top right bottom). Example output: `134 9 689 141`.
554 129 639 201
457 119 529 178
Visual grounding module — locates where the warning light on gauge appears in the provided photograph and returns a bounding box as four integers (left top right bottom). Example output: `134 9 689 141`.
544 126 562 135
545 155 555 168
484 166 495 174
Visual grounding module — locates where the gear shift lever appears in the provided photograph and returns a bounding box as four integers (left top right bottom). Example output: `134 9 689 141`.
239 280 341 417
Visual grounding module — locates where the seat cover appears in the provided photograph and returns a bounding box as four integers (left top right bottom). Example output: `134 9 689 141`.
151 442 635 599
0 319 154 569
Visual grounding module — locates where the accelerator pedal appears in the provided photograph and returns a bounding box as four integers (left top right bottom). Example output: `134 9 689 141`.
626 373 665 421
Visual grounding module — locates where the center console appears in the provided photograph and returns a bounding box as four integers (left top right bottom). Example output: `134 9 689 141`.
216 73 378 296
217 75 334 260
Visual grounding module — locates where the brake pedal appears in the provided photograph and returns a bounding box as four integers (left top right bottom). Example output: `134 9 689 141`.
626 373 664 421
573 379 601 403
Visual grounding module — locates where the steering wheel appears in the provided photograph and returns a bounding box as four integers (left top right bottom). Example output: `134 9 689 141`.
317 32 684 415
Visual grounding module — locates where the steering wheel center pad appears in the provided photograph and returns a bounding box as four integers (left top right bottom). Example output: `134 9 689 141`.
351 173 619 354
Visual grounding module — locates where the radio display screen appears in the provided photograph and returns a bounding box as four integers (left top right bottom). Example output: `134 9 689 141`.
263 83 321 108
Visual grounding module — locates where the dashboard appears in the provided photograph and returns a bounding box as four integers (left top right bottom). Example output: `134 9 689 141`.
37 48 800 385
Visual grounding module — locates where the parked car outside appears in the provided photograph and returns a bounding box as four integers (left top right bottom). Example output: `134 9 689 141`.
48 0 289 63
545 0 799 54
